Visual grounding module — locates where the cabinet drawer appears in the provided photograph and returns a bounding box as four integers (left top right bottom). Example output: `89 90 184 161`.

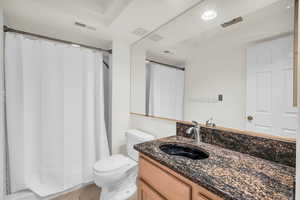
139 157 192 200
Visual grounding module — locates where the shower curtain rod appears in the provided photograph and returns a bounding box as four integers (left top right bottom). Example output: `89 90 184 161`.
3 26 183 71
3 25 112 54
146 59 185 71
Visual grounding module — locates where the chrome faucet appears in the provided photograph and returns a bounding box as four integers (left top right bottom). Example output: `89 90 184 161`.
206 117 216 127
186 121 201 144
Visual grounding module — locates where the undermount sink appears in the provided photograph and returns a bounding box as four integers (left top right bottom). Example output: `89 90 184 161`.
159 143 209 160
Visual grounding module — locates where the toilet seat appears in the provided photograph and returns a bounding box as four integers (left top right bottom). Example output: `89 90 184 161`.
93 154 136 174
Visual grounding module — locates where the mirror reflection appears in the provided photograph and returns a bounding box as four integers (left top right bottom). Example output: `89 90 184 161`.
145 60 185 120
130 0 297 138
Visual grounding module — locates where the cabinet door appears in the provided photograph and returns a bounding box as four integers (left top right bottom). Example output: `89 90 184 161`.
138 180 166 200
139 157 192 200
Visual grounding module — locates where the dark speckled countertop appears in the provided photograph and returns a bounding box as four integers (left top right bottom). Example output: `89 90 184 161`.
134 136 295 200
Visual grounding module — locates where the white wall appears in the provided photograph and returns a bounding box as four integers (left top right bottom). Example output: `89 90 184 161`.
3 8 111 50
130 44 146 114
111 38 131 154
184 45 246 129
130 114 176 138
0 8 5 199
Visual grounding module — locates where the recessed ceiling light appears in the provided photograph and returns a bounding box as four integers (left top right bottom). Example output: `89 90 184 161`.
201 10 218 21
71 44 81 48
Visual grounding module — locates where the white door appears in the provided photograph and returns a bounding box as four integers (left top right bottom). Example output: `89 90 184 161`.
246 35 297 138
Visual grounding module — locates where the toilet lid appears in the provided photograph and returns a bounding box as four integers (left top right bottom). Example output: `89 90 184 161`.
94 154 134 173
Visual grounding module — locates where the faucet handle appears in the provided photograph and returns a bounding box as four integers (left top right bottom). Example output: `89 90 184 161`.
205 119 209 126
191 121 199 126
206 117 215 127
192 121 198 126
192 121 200 128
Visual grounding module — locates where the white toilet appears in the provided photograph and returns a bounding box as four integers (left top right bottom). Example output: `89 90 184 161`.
93 129 155 200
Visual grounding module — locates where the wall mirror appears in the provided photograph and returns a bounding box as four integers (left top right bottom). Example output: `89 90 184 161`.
130 0 298 139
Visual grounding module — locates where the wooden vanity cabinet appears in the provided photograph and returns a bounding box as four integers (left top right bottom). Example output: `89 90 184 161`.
138 154 223 200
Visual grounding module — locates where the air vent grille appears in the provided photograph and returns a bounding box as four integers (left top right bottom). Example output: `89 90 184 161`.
75 22 86 27
221 16 243 28
75 21 96 31
131 28 149 36
148 34 163 42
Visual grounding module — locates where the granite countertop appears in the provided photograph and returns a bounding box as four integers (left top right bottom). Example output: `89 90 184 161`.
134 136 295 200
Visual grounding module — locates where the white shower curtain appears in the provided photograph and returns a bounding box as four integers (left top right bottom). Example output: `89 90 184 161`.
5 33 109 196
148 63 184 120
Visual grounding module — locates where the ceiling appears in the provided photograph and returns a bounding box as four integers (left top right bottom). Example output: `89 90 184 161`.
1 0 201 49
186 0 293 48
141 0 293 64
37 0 134 26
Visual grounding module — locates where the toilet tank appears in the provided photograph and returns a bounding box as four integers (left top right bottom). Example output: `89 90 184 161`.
126 129 155 161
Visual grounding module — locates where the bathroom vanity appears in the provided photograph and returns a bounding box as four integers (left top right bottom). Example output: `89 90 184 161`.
138 153 222 200
134 135 295 200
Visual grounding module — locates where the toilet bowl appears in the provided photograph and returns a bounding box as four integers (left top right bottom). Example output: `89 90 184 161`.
93 129 154 200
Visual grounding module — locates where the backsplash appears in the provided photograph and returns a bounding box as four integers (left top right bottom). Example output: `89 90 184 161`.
176 122 296 167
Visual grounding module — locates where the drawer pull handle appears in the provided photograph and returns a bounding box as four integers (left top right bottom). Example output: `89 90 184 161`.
198 192 211 200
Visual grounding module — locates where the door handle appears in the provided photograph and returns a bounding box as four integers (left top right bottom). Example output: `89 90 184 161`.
247 116 254 121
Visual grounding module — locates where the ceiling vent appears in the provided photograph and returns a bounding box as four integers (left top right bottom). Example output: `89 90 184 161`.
75 22 97 31
131 28 149 36
163 50 173 54
148 34 163 42
221 16 243 28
